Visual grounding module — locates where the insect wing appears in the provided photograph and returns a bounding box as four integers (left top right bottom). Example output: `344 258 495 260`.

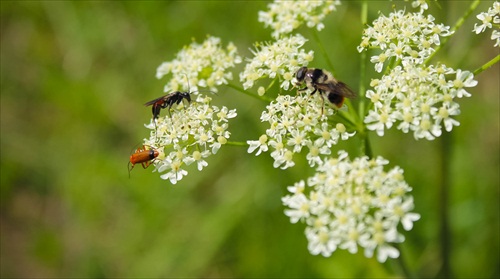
145 93 178 119
316 81 356 99
144 95 167 107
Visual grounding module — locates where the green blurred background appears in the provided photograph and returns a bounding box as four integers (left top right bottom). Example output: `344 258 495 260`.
1 1 498 278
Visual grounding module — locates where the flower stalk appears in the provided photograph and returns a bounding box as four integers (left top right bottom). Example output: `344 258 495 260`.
424 0 481 64
226 82 273 103
474 53 500 75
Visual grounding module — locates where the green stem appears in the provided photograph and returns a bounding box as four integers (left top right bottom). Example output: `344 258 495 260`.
360 130 372 158
437 132 453 278
357 1 372 160
393 243 416 278
358 0 368 122
225 141 248 147
473 54 500 76
424 0 481 65
226 82 273 103
311 29 336 75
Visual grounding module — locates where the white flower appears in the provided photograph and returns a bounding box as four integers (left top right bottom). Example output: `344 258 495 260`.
410 0 429 13
365 105 396 137
283 192 311 223
287 129 309 153
306 140 331 167
239 34 314 90
339 222 366 254
282 151 419 262
434 103 461 132
274 150 296 170
492 29 500 47
451 69 477 98
370 52 389 73
359 214 405 263
247 134 269 156
258 0 342 39
306 226 340 257
474 12 493 34
184 150 211 171
159 152 189 185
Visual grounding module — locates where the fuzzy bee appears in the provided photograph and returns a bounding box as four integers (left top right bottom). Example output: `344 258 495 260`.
295 66 356 110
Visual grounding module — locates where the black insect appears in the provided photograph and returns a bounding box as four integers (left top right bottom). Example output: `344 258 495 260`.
144 91 191 119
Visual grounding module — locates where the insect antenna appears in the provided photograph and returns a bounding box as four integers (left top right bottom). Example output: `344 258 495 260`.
191 89 218 96
180 73 218 95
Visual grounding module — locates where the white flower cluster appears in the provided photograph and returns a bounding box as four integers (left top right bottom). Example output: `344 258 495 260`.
247 94 355 169
358 9 477 140
473 1 500 48
156 36 242 93
239 34 314 91
258 0 341 39
282 151 420 263
358 10 453 72
364 63 477 140
144 95 237 184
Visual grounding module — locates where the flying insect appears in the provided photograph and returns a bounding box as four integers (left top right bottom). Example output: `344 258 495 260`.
295 66 356 110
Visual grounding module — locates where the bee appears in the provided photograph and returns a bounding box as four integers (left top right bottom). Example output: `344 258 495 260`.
128 145 159 177
144 91 192 119
295 66 356 110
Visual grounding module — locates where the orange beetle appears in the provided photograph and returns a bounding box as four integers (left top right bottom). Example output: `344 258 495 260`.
128 145 159 177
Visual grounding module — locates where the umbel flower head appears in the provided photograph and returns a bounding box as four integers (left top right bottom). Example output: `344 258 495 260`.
363 63 477 140
359 9 477 140
239 34 314 91
144 94 237 184
156 36 242 93
247 94 355 169
282 151 420 263
358 9 453 72
258 0 341 39
473 1 500 48
147 36 240 183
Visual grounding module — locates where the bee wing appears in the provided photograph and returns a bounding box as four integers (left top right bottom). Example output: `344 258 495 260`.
316 81 356 99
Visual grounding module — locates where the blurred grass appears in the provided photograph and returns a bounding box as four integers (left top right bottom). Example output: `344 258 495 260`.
1 1 498 278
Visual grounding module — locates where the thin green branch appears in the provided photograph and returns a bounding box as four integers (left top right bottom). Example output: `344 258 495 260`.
226 82 273 103
358 0 368 122
225 141 248 147
474 54 500 76
393 243 416 278
360 130 373 158
424 0 481 64
437 132 453 278
357 0 372 160
311 29 336 75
